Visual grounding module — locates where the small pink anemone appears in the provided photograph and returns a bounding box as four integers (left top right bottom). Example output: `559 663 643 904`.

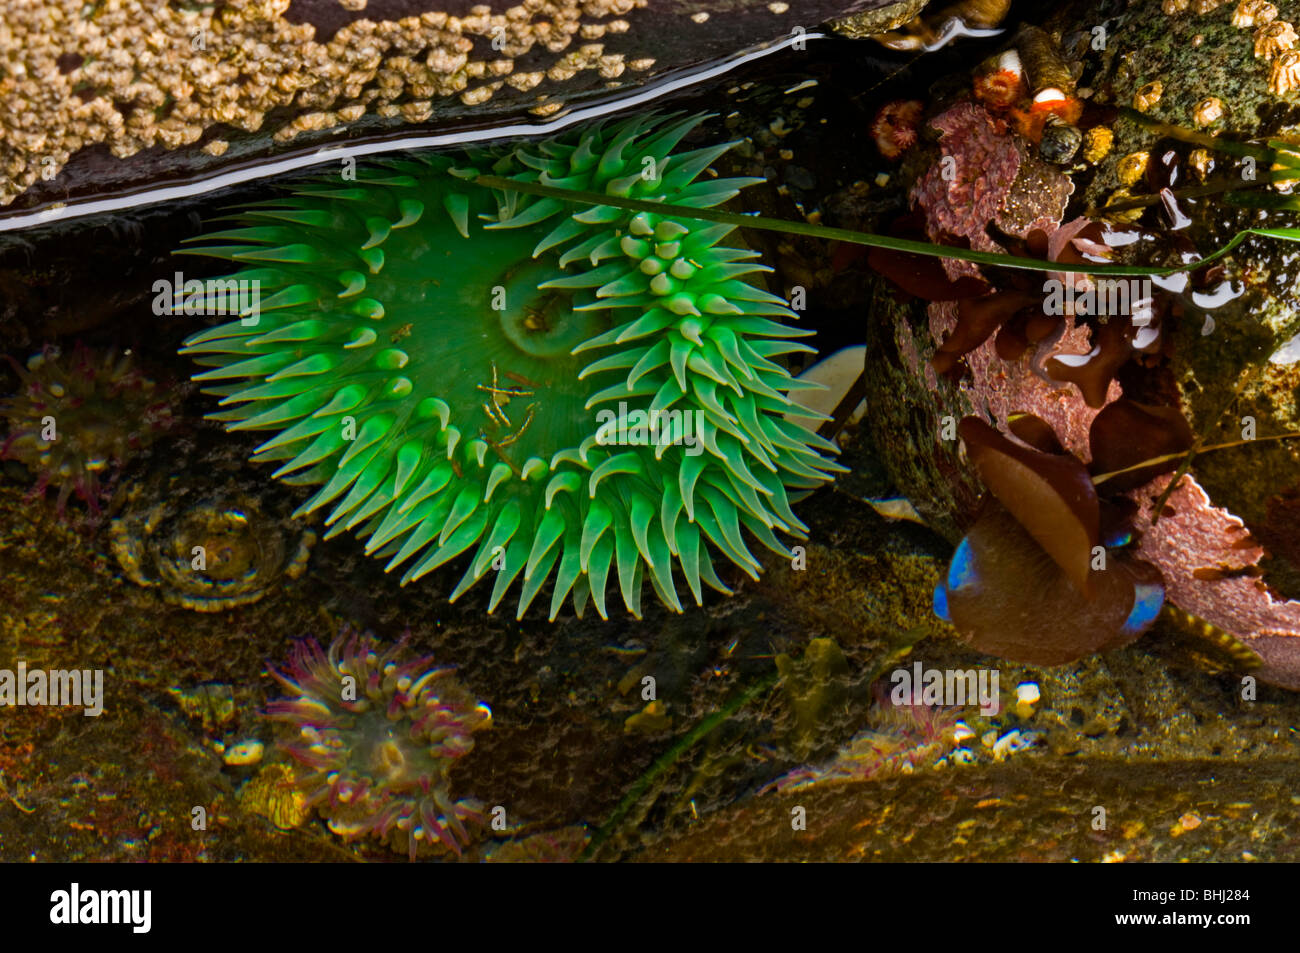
266 627 492 859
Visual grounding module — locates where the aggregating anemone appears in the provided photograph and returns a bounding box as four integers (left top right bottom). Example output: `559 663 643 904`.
179 112 842 620
0 346 173 513
266 628 491 859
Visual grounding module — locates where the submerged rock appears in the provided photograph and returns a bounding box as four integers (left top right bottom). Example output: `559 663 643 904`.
635 756 1300 861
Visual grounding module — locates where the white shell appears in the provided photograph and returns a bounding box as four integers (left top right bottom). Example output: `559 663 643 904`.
785 344 866 433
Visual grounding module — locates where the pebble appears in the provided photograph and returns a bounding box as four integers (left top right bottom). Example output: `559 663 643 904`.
223 740 265 766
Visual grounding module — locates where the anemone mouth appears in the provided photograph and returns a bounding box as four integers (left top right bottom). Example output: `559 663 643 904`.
495 260 601 359
172 508 264 581
179 112 845 620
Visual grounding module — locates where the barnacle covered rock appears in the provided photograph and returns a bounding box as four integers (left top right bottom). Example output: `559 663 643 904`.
0 0 905 228
1074 2 1300 564
179 113 843 620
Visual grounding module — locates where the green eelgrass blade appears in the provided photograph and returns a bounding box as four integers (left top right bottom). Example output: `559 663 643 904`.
1118 107 1279 164
474 174 1300 278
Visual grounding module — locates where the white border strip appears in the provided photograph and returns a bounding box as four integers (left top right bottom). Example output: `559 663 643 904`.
0 30 826 234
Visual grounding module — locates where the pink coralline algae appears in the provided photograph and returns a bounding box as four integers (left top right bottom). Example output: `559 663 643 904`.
1135 475 1300 690
266 628 492 858
922 303 1120 447
912 103 1017 256
909 101 1073 279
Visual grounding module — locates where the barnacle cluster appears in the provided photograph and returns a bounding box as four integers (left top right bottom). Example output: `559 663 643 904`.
1233 0 1278 28
1252 19 1297 58
0 0 657 205
1231 7 1300 94
266 628 491 858
0 345 172 512
179 113 842 620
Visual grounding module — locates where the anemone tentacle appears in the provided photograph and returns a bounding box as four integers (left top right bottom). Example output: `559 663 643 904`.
180 113 844 619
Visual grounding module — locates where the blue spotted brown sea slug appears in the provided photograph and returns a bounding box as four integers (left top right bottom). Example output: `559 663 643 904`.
179 113 843 619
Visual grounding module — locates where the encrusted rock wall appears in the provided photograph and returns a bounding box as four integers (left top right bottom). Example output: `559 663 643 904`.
0 0 904 220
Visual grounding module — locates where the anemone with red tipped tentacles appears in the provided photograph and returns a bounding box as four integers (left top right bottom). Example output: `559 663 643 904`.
266 627 492 859
870 100 923 160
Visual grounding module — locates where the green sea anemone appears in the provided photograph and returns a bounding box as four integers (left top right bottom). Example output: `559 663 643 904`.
178 113 843 620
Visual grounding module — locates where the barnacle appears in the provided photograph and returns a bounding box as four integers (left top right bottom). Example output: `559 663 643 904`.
1081 127 1114 165
1117 151 1152 187
1254 20 1298 58
1193 96 1225 126
1133 81 1164 112
1233 0 1278 28
1269 50 1300 94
